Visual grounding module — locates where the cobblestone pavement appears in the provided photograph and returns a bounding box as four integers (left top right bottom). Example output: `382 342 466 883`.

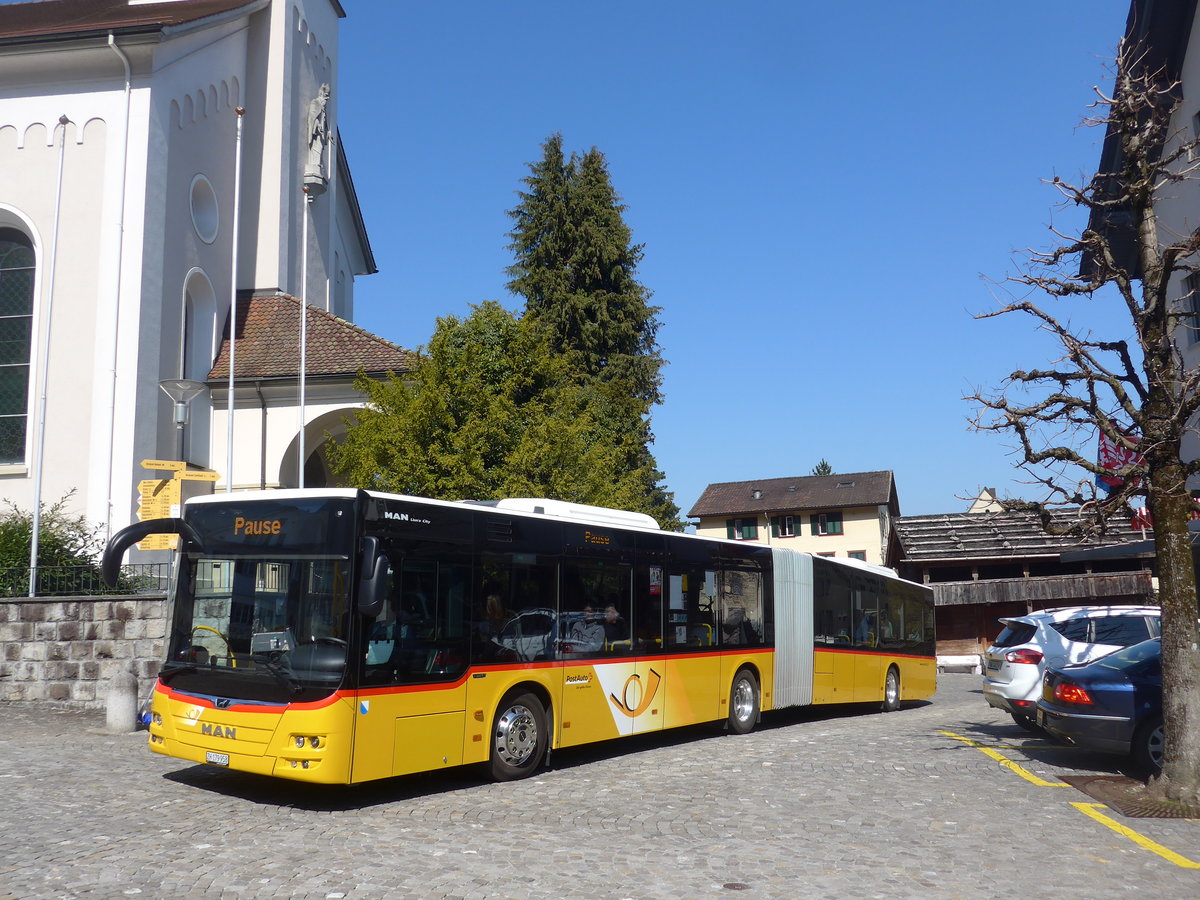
1 674 1198 899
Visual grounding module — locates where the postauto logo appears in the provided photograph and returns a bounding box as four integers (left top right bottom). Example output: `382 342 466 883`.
593 663 663 721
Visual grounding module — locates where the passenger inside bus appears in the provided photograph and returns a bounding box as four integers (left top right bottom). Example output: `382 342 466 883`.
480 588 511 636
603 604 629 646
568 606 605 651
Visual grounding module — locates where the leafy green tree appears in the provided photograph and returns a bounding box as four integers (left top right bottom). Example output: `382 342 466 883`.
333 135 679 528
811 459 834 476
328 302 679 526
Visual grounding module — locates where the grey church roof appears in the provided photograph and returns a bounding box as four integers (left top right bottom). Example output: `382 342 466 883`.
895 511 1150 564
688 471 897 519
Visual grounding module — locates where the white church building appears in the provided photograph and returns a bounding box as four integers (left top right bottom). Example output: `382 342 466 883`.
0 0 408 547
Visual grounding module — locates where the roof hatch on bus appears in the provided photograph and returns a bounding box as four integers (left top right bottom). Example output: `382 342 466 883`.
467 498 660 530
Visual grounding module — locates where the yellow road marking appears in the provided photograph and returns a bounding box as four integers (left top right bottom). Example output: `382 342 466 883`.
1071 803 1200 869
939 730 1070 788
939 732 1200 868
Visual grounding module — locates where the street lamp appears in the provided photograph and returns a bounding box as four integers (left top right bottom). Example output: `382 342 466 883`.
159 379 206 460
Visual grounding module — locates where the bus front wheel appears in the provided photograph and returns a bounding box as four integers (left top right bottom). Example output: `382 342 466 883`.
881 666 901 712
489 692 547 781
727 670 759 735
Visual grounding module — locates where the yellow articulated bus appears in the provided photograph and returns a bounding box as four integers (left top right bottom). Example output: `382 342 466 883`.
102 489 935 785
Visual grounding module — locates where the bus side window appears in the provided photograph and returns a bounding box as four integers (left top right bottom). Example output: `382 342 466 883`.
475 553 559 663
812 558 852 647
634 564 665 651
663 567 714 649
851 575 878 649
361 560 397 682
563 560 632 656
719 567 763 647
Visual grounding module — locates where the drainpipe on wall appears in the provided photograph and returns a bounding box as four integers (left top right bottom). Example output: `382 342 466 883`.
325 130 335 312
225 107 244 492
255 380 266 490
298 191 310 488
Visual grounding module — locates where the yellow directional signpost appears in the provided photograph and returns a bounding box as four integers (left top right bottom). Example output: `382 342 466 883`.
137 460 220 550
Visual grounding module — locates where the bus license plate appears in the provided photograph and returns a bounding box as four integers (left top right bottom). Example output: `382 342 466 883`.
205 751 230 767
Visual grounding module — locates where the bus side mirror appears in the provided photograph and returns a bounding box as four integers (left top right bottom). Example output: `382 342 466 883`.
102 518 201 589
357 536 388 617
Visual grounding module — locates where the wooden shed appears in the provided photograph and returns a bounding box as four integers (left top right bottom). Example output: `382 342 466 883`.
895 511 1156 658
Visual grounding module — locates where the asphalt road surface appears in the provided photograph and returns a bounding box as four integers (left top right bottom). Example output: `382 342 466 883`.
1 674 1197 899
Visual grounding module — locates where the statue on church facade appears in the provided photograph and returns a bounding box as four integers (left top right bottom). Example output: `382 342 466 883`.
303 82 330 195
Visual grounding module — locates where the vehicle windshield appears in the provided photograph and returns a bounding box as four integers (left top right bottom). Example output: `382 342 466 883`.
1091 637 1161 672
160 496 356 703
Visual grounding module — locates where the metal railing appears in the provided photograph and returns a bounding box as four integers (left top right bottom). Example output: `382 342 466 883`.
0 563 171 598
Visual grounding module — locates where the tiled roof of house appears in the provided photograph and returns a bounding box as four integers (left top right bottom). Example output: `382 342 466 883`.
687 471 897 519
895 511 1150 563
207 293 414 381
0 0 265 41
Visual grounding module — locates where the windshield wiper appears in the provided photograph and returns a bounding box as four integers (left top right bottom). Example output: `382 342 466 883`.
251 652 303 694
158 665 196 684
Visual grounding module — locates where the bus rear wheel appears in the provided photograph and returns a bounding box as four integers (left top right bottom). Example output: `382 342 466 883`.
727 670 759 734
489 692 547 781
881 666 900 712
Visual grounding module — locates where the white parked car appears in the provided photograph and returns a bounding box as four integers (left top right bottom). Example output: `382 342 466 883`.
982 605 1160 730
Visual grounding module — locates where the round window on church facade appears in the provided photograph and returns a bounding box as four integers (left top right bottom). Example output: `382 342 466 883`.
189 174 219 244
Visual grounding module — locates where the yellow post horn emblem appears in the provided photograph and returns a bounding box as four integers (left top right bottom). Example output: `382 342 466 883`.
608 668 662 718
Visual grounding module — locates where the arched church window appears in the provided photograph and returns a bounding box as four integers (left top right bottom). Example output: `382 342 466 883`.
0 228 33 465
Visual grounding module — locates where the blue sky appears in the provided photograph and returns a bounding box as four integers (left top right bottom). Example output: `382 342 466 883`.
337 1 1134 518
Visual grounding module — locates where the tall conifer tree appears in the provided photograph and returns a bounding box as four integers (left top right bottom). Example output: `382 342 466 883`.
506 134 676 525
506 135 664 405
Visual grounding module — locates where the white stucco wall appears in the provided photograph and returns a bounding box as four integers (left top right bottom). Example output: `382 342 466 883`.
0 88 125 525
0 0 375 544
208 379 364 492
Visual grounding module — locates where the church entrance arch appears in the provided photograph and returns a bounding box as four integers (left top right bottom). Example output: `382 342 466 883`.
277 407 357 489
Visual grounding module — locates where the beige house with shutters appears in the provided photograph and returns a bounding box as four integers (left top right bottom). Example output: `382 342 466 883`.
687 471 901 567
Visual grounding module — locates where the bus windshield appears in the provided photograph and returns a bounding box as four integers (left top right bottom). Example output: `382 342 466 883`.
161 496 357 703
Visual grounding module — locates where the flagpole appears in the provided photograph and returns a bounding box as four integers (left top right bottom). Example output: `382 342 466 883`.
299 189 309 488
29 114 69 597
226 107 245 493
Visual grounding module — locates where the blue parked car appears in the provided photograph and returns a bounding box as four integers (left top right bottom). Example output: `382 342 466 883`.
1036 638 1164 772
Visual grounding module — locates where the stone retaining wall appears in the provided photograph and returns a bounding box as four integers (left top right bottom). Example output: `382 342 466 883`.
0 594 167 707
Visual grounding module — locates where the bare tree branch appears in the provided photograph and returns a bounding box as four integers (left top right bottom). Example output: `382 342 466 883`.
970 37 1200 799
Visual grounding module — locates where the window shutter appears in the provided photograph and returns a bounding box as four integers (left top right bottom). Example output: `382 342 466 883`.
810 514 820 535
726 519 736 540
770 517 779 538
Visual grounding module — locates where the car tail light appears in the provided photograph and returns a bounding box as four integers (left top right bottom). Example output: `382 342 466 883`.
1004 648 1044 665
1053 682 1094 705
